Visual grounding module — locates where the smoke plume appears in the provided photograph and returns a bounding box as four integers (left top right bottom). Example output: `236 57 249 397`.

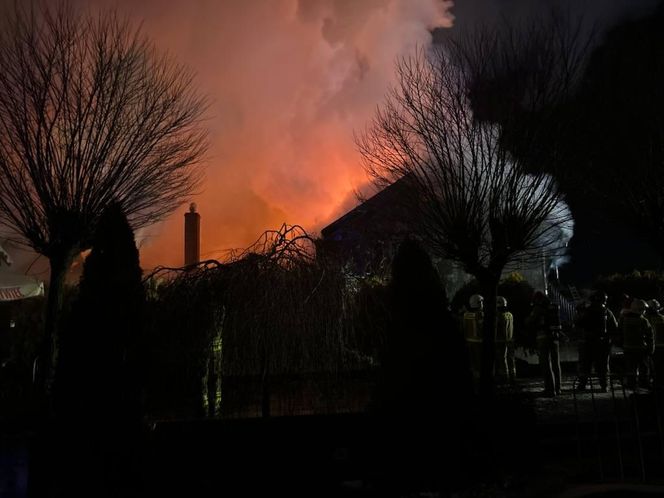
79 0 454 267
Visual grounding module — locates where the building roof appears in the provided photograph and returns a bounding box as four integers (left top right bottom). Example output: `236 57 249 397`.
321 176 413 243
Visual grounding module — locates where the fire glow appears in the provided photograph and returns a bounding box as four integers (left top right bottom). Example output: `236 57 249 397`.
80 0 454 267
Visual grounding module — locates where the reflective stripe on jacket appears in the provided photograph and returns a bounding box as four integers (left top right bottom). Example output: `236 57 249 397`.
464 310 483 343
496 311 513 343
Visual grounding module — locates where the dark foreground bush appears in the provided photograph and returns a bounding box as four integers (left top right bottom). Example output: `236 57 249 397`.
373 238 473 494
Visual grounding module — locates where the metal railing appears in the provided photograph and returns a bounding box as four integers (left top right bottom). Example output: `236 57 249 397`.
548 284 577 327
571 374 664 483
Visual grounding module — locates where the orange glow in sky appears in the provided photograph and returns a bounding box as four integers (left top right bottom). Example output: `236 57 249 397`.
85 0 453 268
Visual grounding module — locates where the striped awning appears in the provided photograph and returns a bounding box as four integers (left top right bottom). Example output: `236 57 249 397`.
0 242 44 300
0 281 44 300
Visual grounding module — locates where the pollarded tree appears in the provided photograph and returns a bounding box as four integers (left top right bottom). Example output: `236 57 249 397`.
0 2 208 383
357 45 572 396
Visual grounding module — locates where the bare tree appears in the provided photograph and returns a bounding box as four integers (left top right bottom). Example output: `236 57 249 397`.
357 41 574 395
0 3 208 386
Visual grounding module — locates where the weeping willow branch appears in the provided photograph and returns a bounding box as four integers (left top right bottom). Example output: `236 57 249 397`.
144 224 377 388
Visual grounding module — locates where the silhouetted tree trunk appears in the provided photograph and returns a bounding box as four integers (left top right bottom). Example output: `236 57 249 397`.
478 275 499 397
41 248 75 393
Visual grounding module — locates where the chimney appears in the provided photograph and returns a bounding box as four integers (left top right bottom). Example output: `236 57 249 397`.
184 203 200 266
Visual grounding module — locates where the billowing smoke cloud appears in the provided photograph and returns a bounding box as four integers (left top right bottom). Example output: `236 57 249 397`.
2 0 654 274
69 0 453 268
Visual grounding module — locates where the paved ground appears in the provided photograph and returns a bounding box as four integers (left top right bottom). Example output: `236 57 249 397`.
518 376 630 424
6 361 664 498
464 374 664 497
511 341 639 426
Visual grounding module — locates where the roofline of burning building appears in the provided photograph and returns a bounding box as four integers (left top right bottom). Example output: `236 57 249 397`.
321 175 413 241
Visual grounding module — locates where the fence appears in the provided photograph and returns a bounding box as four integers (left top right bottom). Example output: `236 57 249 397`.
572 374 664 483
549 283 577 328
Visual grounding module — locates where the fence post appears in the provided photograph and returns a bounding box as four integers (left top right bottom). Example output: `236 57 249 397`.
609 374 625 482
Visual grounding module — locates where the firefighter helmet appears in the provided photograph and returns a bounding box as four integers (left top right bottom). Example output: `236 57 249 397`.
496 296 508 308
469 294 484 309
648 299 661 312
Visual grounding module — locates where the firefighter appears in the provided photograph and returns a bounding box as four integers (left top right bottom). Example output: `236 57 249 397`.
495 296 515 383
646 299 664 387
463 294 484 381
575 291 618 392
527 291 562 396
619 299 654 389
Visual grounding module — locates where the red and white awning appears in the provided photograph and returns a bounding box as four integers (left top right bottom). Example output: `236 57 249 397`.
0 242 44 300
0 271 44 301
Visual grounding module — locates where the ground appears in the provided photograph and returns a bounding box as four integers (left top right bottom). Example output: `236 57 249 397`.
6 350 664 497
468 374 664 498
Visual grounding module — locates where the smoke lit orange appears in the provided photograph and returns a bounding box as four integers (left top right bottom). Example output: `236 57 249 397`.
81 0 453 268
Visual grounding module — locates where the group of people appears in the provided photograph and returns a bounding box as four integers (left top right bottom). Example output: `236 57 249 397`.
461 294 517 385
461 290 664 396
578 292 664 391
